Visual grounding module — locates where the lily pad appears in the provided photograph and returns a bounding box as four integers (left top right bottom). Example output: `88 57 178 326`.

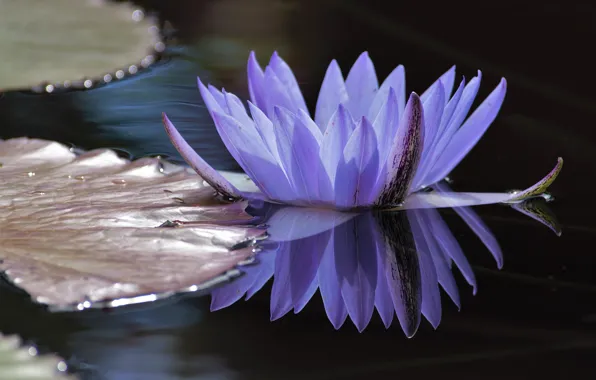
0 333 75 379
0 138 266 311
0 0 162 91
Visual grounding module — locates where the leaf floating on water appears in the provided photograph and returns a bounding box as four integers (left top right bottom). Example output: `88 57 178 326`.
0 138 266 310
0 333 75 379
0 0 162 91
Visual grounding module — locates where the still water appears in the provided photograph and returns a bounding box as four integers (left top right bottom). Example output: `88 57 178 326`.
1 1 595 379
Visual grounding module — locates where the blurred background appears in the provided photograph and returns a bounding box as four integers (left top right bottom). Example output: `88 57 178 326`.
0 1 595 379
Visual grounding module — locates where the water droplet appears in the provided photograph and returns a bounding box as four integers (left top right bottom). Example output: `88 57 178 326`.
128 65 138 74
155 41 165 52
103 74 113 83
132 9 144 21
74 175 86 181
116 70 125 79
45 84 55 93
84 79 93 88
111 179 126 185
27 347 38 356
57 361 68 372
29 190 46 195
27 171 35 177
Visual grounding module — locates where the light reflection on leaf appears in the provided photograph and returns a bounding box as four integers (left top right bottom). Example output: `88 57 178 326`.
0 138 266 310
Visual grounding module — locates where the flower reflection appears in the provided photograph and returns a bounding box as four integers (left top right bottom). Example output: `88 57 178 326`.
210 194 559 337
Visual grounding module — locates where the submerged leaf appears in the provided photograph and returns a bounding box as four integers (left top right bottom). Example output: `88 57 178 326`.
0 138 266 310
0 333 75 379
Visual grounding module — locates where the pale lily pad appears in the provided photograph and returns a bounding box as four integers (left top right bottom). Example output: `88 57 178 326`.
0 0 162 91
0 333 75 379
0 138 266 310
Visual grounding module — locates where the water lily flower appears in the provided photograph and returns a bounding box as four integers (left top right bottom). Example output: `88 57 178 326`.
162 51 519 209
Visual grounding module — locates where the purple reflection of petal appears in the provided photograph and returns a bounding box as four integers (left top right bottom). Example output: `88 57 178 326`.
273 107 320 203
315 60 349 132
334 117 380 207
335 216 377 332
245 249 276 300
368 65 405 121
409 210 442 329
417 210 461 309
247 51 266 111
375 211 422 338
435 183 504 269
345 52 379 120
427 78 507 185
211 112 290 200
162 113 240 199
318 235 348 329
210 262 262 311
270 231 328 321
422 207 477 294
266 207 356 242
376 93 424 206
268 51 309 114
373 224 394 329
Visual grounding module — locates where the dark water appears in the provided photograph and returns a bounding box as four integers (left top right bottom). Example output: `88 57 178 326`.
1 1 595 378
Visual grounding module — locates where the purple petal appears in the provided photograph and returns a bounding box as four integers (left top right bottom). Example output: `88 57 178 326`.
206 84 229 112
345 52 379 120
411 81 445 190
263 66 300 117
162 113 240 199
420 66 456 107
413 78 466 189
318 235 348 329
197 77 227 115
421 73 482 185
223 90 253 128
335 216 377 332
368 65 405 121
375 93 424 206
315 60 349 131
319 104 356 202
273 107 321 203
247 51 266 110
427 78 507 185
334 117 380 208
247 101 282 163
268 51 308 114
212 111 292 200
371 87 400 164
409 211 442 329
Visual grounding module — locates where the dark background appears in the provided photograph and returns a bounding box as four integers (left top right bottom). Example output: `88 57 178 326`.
0 1 595 378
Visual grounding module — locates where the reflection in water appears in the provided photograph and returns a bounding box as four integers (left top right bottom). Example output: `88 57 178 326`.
211 193 559 337
212 204 485 337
